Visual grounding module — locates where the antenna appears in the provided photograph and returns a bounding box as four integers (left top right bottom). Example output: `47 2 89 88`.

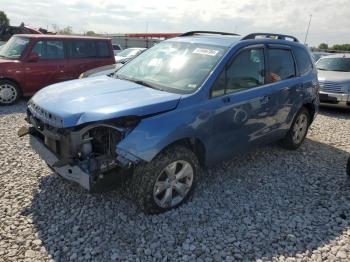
304 15 312 45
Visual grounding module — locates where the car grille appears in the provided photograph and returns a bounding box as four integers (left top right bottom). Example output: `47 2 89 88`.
319 82 344 94
28 101 64 128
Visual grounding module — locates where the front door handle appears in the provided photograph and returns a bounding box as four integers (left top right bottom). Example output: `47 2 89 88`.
222 96 231 103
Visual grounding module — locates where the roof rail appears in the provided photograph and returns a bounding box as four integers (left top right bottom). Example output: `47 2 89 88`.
179 31 239 37
242 33 299 42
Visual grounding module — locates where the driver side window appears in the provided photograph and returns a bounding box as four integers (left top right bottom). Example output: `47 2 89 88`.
211 48 265 97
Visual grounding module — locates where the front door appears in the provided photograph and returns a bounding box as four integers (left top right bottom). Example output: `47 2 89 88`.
24 39 69 94
207 46 276 163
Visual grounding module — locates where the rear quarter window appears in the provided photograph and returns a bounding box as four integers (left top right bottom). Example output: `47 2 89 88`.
292 46 313 76
97 41 111 58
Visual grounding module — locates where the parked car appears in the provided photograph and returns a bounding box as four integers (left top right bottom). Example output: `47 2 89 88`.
115 47 146 63
20 31 319 214
112 44 123 55
79 63 124 78
312 51 332 62
316 54 350 108
0 34 115 105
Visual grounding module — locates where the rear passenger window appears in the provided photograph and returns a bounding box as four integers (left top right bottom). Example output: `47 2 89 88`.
268 49 296 82
69 40 97 58
32 40 64 59
211 48 265 97
97 41 110 57
293 46 313 76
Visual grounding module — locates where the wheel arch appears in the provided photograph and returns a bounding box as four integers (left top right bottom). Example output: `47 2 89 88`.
0 77 22 94
155 137 207 166
302 102 316 123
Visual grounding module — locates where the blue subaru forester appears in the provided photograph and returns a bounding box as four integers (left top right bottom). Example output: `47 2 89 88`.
20 31 319 214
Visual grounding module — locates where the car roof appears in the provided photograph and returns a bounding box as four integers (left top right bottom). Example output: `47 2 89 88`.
13 34 110 40
318 53 350 59
168 34 306 49
169 35 242 47
124 47 146 50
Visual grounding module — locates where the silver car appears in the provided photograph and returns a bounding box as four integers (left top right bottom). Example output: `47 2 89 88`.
317 54 350 108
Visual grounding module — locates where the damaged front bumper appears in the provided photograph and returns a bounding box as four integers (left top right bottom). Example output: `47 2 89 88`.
29 134 91 190
19 112 142 191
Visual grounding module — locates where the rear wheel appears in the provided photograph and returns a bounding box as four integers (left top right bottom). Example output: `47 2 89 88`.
0 80 21 105
132 145 199 214
281 107 310 150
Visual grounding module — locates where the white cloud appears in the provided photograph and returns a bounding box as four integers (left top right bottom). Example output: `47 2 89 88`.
1 0 350 46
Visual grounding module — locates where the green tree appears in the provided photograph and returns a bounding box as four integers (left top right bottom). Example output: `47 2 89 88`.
332 44 350 51
86 30 97 36
59 26 72 35
318 43 328 50
0 11 10 27
52 24 73 35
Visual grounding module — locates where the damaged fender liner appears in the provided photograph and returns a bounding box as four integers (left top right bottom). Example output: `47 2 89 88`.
29 134 91 190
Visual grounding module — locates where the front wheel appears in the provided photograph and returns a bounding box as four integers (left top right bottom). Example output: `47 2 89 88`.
281 107 310 150
0 80 21 106
131 146 199 214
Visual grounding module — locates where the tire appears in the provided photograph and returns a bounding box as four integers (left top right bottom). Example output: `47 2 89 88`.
281 107 310 150
131 145 199 214
0 80 21 106
347 157 350 177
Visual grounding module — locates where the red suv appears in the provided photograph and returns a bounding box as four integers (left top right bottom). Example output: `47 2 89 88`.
0 34 115 105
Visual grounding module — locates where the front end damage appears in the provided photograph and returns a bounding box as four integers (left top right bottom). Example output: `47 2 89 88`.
19 110 142 191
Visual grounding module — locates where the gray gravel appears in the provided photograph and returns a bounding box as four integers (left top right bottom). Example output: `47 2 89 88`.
1 101 350 261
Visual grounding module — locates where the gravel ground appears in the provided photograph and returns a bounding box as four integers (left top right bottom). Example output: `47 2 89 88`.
1 101 350 262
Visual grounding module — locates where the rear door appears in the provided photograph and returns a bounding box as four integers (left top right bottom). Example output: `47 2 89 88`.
24 39 68 94
208 45 277 162
67 40 115 79
265 45 304 134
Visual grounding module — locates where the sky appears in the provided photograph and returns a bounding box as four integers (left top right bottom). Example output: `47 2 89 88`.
1 0 350 46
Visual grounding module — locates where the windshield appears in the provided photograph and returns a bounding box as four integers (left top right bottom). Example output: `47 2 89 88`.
316 57 350 72
0 36 30 59
115 41 228 93
118 48 143 58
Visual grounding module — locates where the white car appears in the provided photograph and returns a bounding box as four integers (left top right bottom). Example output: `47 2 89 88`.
317 54 350 108
112 44 123 55
115 48 146 63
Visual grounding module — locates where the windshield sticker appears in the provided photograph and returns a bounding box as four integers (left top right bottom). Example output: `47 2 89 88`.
193 48 219 56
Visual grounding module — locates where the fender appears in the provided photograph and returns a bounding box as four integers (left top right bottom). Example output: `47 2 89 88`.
116 99 211 163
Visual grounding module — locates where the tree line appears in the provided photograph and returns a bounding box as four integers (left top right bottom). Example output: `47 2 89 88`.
319 43 350 51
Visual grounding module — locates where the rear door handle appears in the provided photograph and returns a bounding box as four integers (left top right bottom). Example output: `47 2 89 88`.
260 95 270 104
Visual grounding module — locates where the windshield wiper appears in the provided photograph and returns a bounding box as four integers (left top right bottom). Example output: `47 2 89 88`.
115 75 163 91
133 80 163 91
331 69 349 72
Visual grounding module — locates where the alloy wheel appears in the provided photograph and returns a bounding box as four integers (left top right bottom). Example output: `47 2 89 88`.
292 113 308 144
153 160 194 208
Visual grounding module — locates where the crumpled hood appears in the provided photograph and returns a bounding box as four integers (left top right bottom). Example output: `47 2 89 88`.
29 76 181 128
318 70 350 83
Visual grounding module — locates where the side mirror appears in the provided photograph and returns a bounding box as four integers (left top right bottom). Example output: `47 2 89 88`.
28 52 39 62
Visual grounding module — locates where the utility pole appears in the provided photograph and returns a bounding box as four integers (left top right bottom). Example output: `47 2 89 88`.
304 14 312 45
